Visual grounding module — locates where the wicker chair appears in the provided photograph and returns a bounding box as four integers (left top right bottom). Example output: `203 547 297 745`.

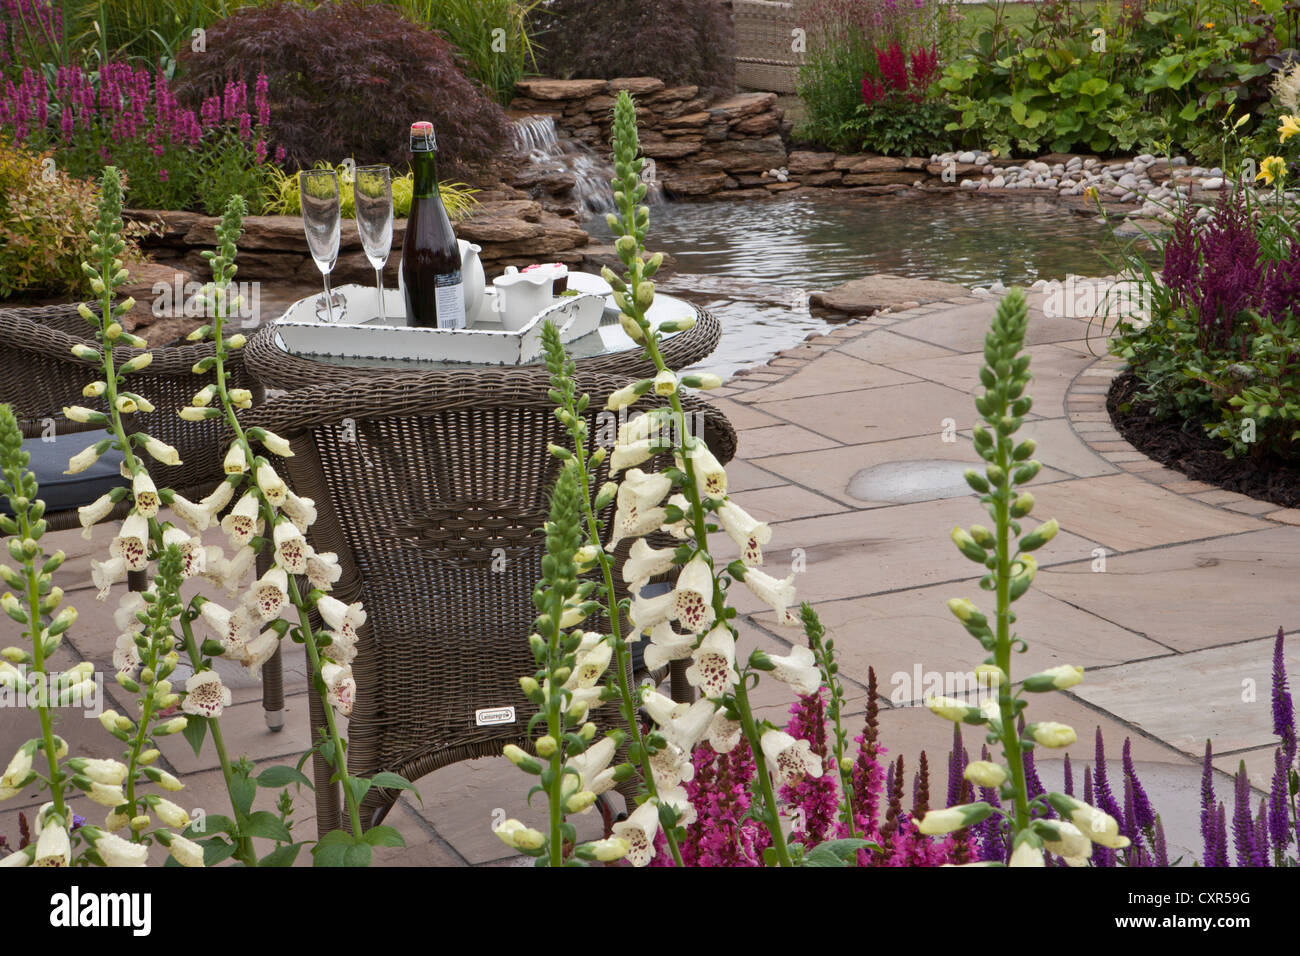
734 0 804 94
0 302 265 525
0 302 287 725
242 369 737 834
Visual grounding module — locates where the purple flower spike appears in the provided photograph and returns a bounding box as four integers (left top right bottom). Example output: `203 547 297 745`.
1231 763 1255 867
1213 802 1230 868
1253 799 1270 868
1269 748 1290 859
1122 738 1156 830
1272 628 1296 762
1200 739 1217 864
1063 752 1074 797
1152 818 1169 867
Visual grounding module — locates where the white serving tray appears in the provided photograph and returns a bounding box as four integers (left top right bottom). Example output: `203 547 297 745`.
272 284 606 365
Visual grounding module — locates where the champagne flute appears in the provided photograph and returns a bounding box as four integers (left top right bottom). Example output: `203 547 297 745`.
354 165 394 324
299 168 343 323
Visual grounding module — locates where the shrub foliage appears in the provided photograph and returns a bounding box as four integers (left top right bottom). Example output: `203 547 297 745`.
533 0 736 93
173 0 510 180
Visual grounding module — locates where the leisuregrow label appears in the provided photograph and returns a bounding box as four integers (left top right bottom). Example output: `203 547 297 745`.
475 706 516 726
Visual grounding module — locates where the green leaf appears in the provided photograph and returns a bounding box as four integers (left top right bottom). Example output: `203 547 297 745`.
201 837 239 866
344 776 373 806
243 810 293 843
311 829 358 867
360 824 406 848
369 771 423 804
259 843 304 867
187 814 236 838
229 774 257 817
181 715 208 757
256 765 314 790
803 838 875 867
344 842 373 867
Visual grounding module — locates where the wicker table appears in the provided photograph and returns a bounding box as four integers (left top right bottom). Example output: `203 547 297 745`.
243 299 721 390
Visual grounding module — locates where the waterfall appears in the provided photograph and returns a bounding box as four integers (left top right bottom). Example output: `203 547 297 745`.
509 115 664 213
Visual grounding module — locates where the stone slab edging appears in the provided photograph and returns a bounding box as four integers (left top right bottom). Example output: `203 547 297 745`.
1063 356 1300 526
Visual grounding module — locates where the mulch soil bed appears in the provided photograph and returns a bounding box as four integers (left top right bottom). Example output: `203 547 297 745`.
1107 369 1300 509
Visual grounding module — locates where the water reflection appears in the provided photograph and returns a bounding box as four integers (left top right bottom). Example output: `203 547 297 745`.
586 193 1135 378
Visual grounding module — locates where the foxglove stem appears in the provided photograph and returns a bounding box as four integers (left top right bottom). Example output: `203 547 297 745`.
993 440 1031 831
803 605 856 837
542 329 684 866
85 168 170 833
6 481 69 823
203 200 365 839
177 613 257 866
607 93 791 865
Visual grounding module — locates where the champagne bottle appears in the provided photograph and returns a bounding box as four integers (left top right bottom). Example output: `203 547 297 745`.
401 121 466 329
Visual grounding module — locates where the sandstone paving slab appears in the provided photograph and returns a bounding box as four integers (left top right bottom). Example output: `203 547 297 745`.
724 458 787 493
737 351 919 404
727 482 849 524
1035 527 1300 652
155 693 314 776
1015 417 1120 478
1212 745 1283 794
1073 635 1300 761
750 584 1171 707
875 693 1196 777
734 422 840 458
715 495 1100 609
707 396 785 431
1033 473 1270 552
890 303 1091 353
408 755 607 866
750 434 987 508
884 341 1093 415
754 380 981 446
837 328 960 365
750 436 1070 510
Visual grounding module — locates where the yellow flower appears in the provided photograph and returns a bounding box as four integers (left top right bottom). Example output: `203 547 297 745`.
1280 115 1300 143
1257 155 1288 186
1203 21 1214 28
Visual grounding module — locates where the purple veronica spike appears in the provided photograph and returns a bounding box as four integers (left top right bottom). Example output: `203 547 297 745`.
1231 763 1255 867
1123 738 1156 830
1269 748 1291 858
1123 775 1138 850
1063 752 1074 797
1153 818 1169 867
1272 628 1296 763
1253 799 1270 868
1092 728 1125 832
1213 802 1230 868
1084 766 1115 867
1200 740 1217 864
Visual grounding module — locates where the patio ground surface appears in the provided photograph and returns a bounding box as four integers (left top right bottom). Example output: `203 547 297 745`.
3 287 1294 866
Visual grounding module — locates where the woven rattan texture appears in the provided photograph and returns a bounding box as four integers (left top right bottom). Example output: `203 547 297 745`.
243 371 737 830
0 302 264 525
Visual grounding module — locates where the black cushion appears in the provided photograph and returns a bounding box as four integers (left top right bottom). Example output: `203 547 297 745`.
2 430 127 516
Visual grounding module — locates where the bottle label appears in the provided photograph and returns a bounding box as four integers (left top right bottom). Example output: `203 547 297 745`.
435 273 466 330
